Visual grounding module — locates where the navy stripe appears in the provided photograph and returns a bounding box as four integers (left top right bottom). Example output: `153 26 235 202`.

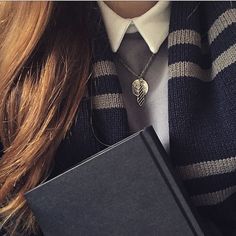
168 44 211 69
183 171 236 196
169 2 201 33
201 1 236 32
92 43 114 62
91 76 123 95
210 24 236 60
197 193 236 235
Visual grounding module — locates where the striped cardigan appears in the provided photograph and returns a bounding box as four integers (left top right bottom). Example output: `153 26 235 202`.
52 2 236 235
1 1 235 236
51 1 236 235
52 1 236 235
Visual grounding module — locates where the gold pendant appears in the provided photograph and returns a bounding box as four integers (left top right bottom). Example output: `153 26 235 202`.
132 78 149 106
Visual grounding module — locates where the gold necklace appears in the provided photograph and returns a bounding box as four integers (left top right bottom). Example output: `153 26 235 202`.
118 53 156 106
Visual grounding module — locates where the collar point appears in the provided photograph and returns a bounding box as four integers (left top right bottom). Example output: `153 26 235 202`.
111 45 119 53
149 46 158 54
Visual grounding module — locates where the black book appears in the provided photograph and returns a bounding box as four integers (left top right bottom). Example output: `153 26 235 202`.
25 126 205 236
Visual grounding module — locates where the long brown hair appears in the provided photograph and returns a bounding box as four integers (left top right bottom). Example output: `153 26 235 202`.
0 2 92 235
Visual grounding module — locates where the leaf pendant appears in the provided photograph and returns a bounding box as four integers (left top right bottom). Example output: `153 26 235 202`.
132 78 149 106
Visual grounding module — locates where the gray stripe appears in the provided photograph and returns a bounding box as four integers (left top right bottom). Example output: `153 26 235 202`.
212 43 236 77
92 93 124 109
169 61 212 81
169 43 236 80
208 9 236 44
168 29 201 48
191 185 236 206
176 156 236 180
93 60 117 78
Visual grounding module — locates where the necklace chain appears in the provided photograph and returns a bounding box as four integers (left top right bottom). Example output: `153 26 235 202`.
117 52 156 79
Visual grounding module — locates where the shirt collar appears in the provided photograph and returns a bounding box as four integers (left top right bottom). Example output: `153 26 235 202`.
97 1 170 53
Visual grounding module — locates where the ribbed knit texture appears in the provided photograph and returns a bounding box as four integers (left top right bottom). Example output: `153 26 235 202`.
1 1 236 236
166 2 236 235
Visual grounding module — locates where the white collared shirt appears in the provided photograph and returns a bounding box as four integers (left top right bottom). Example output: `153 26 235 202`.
97 1 170 53
97 1 171 154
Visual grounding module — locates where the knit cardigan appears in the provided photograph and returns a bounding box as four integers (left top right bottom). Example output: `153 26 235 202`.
1 1 236 236
51 1 236 235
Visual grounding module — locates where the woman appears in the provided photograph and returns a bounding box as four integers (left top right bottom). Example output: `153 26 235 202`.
0 1 236 235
